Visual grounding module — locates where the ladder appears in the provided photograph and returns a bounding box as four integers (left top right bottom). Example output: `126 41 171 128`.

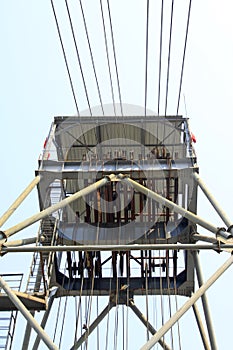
25 217 56 295
26 178 62 295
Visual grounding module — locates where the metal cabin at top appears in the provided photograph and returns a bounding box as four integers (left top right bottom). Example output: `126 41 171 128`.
35 111 198 300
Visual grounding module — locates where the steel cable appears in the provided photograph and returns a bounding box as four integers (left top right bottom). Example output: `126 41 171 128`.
74 253 86 346
85 225 101 348
145 258 150 341
50 0 90 156
96 297 100 350
58 296 69 348
122 305 125 350
158 0 164 116
79 0 105 116
99 0 116 116
53 297 62 343
53 256 70 343
164 0 174 116
107 0 123 117
159 249 165 345
176 0 192 115
166 251 174 349
144 0 150 117
104 270 113 350
50 0 80 116
65 0 92 116
174 258 182 350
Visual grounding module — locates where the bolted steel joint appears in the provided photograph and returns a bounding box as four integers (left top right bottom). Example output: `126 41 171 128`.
0 231 7 240
227 224 233 236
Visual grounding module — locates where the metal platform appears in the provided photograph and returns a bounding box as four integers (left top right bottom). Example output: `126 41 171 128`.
0 292 46 312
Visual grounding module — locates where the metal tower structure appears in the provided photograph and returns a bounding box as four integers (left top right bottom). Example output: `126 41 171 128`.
1 110 233 349
1 1 233 349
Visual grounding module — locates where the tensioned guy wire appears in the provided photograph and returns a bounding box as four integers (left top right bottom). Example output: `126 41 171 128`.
144 0 150 118
164 0 174 117
176 0 192 115
157 0 164 116
99 0 116 116
50 0 80 116
107 0 124 117
65 0 92 116
79 0 105 116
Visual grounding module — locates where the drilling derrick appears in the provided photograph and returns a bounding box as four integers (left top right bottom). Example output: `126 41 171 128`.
26 113 198 348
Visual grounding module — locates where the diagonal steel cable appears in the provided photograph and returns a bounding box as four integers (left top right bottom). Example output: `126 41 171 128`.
99 0 116 116
164 0 174 117
50 0 80 116
106 0 123 117
176 0 192 115
158 0 164 116
79 0 105 116
65 0 92 116
144 0 150 117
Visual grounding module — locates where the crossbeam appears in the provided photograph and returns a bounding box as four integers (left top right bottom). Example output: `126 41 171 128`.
1 243 233 253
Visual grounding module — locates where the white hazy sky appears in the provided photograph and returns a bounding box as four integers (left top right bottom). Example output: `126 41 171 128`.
1 1 233 349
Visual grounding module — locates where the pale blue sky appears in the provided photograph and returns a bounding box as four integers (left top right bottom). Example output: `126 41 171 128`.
1 1 233 349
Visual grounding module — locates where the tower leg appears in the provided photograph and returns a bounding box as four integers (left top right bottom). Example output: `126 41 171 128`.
0 276 58 350
31 295 55 350
193 173 232 228
22 311 35 350
193 251 218 350
192 303 211 350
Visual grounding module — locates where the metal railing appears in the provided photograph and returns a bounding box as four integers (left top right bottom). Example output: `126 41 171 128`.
0 274 23 350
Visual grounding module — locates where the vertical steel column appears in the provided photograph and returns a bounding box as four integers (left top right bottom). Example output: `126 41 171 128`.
0 276 58 350
32 295 55 350
192 303 211 350
193 251 218 350
22 311 35 350
140 254 233 350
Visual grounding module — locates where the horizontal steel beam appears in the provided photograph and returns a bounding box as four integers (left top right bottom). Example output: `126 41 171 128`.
1 243 232 253
3 236 41 247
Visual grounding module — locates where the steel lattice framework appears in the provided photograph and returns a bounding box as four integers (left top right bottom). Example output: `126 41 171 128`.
1 1 232 349
0 113 233 349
